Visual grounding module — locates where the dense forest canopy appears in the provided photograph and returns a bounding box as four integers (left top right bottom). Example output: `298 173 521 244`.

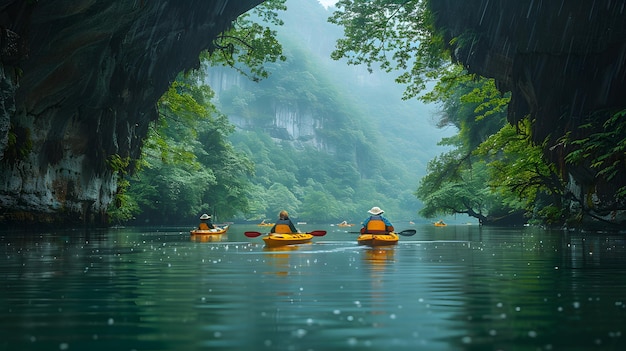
116 0 619 228
112 0 623 228
110 0 453 226
329 0 626 228
3 0 624 229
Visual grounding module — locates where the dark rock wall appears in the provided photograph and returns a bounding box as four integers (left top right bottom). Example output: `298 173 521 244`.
430 0 626 227
0 0 263 226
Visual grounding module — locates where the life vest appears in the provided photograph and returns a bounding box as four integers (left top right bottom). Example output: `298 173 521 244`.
365 215 388 233
272 219 293 234
199 222 210 230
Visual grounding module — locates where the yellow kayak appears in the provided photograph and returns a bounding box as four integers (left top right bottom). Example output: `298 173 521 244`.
357 232 399 246
190 225 229 235
262 233 313 247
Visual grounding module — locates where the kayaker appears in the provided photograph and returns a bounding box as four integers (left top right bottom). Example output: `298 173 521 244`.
361 206 395 234
198 213 215 230
270 210 299 234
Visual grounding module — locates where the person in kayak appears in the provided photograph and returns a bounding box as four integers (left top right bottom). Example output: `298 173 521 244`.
361 206 395 234
271 210 299 234
198 213 215 230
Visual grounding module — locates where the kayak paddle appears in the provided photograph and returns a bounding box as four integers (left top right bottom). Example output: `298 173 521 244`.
397 229 416 236
244 230 327 238
348 229 416 236
244 231 263 237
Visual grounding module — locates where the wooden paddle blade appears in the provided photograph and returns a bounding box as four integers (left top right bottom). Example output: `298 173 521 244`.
244 231 263 238
398 229 417 236
309 230 327 236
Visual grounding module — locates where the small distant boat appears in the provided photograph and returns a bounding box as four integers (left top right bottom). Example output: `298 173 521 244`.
190 225 229 235
434 220 447 227
257 220 274 227
297 221 307 225
337 221 354 227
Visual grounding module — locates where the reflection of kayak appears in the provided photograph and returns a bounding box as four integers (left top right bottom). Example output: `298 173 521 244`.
190 233 228 242
190 225 229 235
364 247 395 268
357 232 399 246
263 233 313 247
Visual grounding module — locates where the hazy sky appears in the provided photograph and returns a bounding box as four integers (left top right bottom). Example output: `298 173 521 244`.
318 0 337 8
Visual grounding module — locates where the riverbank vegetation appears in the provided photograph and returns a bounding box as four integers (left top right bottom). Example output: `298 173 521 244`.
329 0 572 225
110 0 611 227
108 0 429 225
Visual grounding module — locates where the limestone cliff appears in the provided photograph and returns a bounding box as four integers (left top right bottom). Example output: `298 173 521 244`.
430 0 626 228
0 0 263 226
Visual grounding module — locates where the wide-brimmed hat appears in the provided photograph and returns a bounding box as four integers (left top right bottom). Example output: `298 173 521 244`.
368 206 384 215
200 213 211 220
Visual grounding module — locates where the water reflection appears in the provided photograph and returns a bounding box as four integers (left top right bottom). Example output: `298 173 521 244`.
362 247 396 329
262 244 307 277
363 247 395 269
190 233 228 242
1 225 625 350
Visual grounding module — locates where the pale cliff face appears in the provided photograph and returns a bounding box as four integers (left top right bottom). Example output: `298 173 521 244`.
0 0 263 226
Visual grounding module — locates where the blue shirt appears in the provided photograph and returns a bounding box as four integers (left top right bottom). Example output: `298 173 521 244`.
362 215 393 227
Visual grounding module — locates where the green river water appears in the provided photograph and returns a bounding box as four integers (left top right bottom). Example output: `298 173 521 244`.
1 224 625 351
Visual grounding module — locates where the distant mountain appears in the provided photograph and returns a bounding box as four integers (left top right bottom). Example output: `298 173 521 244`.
277 0 454 177
204 0 455 222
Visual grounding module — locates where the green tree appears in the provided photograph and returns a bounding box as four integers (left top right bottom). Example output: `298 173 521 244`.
414 73 521 223
329 0 449 100
196 112 255 219
329 0 570 225
204 0 287 81
108 1 287 224
422 65 510 148
299 190 342 222
560 109 626 199
416 158 494 222
265 183 302 219
475 120 564 223
111 72 254 224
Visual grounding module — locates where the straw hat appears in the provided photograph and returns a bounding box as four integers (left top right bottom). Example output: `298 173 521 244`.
368 206 384 215
200 213 211 220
